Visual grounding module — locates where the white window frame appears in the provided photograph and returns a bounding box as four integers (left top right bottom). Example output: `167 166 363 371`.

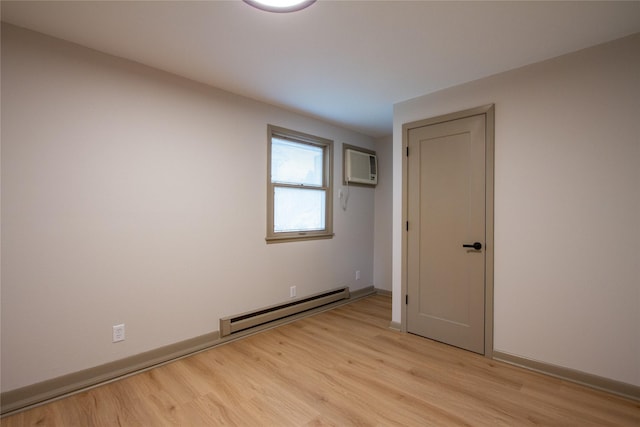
266 125 333 243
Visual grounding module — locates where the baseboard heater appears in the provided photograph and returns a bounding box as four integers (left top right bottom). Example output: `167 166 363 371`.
220 287 350 337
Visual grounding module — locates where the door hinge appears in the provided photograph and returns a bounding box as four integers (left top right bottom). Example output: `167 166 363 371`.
406 146 409 157
406 221 409 231
405 295 408 305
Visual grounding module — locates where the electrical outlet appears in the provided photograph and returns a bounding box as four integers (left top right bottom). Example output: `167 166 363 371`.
290 286 296 298
356 270 361 280
112 324 125 343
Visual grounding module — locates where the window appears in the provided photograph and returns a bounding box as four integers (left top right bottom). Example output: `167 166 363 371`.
267 125 333 243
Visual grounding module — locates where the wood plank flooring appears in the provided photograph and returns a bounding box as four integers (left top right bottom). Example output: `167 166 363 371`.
3 295 639 426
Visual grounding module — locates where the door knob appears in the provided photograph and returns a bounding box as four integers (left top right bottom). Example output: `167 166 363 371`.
463 242 482 250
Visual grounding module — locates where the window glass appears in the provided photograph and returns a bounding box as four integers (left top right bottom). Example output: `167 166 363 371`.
271 138 323 186
266 125 333 243
274 187 326 232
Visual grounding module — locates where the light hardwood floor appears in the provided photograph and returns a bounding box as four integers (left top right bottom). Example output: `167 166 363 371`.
3 295 639 426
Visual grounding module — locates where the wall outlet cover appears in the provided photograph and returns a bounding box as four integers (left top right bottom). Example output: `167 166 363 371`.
112 324 125 343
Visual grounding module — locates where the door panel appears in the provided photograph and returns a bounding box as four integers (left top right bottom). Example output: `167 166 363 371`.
407 114 486 354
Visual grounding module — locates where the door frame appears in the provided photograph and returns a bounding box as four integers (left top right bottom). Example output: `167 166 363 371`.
401 104 495 358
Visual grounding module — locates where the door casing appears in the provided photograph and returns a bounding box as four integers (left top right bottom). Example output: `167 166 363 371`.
401 104 495 358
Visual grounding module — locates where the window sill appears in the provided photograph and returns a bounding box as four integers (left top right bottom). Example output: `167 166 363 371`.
265 233 334 244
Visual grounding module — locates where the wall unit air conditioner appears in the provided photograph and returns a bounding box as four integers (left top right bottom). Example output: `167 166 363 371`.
345 148 378 185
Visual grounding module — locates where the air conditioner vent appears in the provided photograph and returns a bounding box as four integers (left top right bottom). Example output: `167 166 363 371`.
345 148 377 185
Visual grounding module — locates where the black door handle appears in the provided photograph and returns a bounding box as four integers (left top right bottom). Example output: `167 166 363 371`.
463 242 482 250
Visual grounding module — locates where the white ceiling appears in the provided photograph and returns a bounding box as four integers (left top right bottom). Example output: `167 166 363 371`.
2 1 640 137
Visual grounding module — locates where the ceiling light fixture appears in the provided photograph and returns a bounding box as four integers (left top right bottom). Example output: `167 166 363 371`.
243 0 316 13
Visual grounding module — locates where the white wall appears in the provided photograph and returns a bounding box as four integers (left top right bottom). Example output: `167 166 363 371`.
373 135 392 292
0 24 377 392
393 33 640 386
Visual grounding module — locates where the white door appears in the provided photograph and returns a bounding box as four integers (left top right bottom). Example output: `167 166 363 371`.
406 113 487 354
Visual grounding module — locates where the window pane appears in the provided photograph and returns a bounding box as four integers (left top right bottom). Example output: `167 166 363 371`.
274 187 326 232
271 138 323 186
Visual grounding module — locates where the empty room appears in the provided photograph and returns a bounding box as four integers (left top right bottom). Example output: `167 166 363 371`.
1 1 639 425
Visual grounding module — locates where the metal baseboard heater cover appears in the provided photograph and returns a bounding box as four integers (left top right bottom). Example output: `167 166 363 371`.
220 287 350 337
